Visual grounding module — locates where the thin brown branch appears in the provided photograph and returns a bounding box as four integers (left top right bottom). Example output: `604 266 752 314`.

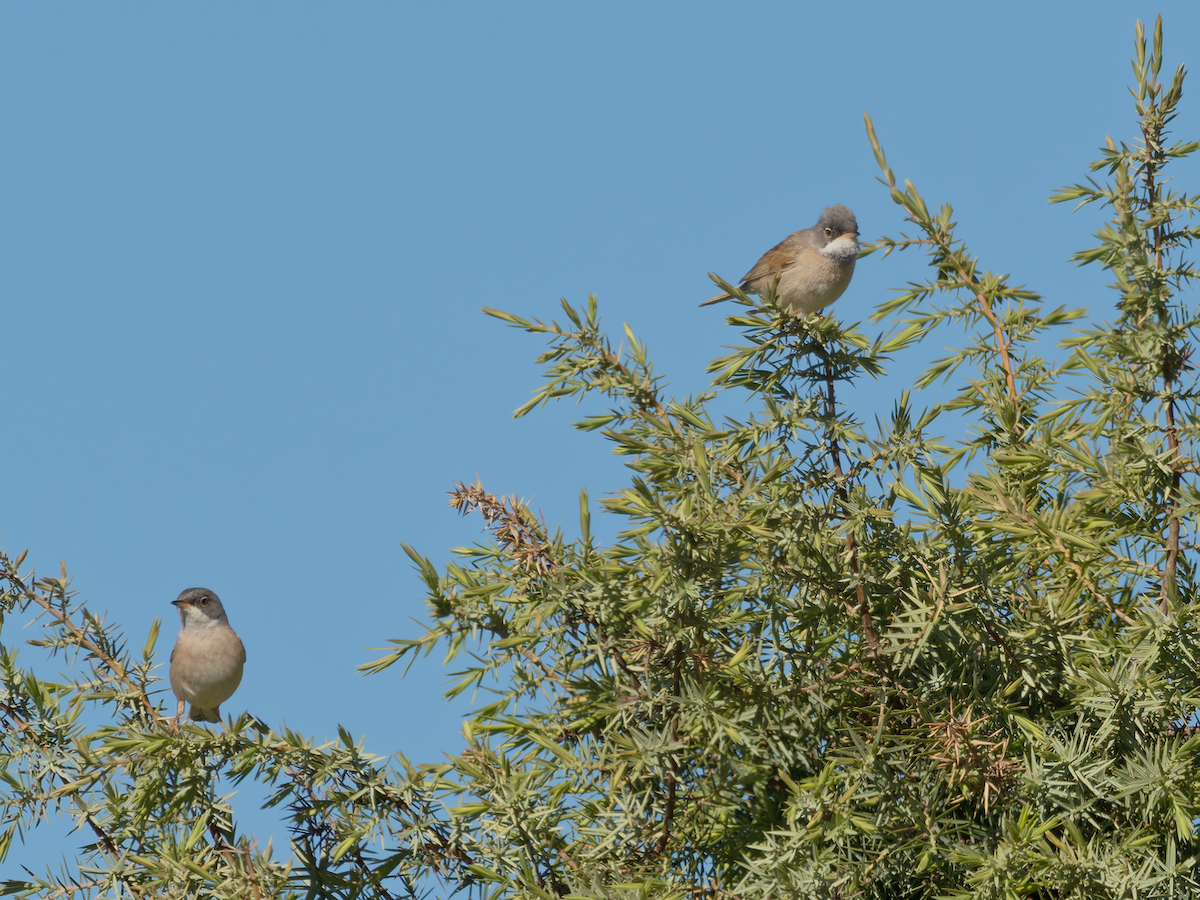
1010 509 1139 626
0 702 146 896
592 336 753 489
519 646 576 695
1163 402 1182 613
935 253 1021 413
1138 98 1184 612
825 365 882 656
7 563 164 725
797 661 864 693
656 640 683 857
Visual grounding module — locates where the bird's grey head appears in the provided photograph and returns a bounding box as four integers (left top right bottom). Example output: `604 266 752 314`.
814 204 860 262
172 587 229 628
816 204 859 240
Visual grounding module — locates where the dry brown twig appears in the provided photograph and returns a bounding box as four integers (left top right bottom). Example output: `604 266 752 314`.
449 478 558 575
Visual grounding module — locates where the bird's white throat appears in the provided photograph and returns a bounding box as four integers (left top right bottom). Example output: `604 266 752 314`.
820 235 860 262
181 610 226 629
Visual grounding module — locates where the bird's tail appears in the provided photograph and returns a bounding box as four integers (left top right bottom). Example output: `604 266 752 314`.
190 704 222 723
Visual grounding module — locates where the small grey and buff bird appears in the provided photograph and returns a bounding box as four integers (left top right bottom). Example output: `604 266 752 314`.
168 587 246 723
701 204 860 315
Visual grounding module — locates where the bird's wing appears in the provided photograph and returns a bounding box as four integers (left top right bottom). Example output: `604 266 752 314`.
739 232 805 287
702 230 809 305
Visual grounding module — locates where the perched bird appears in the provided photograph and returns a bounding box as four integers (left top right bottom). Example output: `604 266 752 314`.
702 204 860 315
168 587 246 724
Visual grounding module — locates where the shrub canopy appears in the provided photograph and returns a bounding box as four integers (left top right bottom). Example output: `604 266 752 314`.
3 16 1200 900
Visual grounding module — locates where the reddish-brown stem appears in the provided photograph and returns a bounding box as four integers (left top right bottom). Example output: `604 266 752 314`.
656 640 683 856
1141 116 1183 612
0 702 145 895
951 258 1020 412
9 564 165 725
825 365 881 655
1164 401 1182 613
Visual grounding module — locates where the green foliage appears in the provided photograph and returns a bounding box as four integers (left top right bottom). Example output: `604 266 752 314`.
3 15 1200 900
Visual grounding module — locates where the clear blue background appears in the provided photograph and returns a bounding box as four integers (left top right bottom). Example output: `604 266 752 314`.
3 0 1197 876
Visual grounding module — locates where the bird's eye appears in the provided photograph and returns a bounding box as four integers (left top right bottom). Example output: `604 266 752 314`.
199 597 209 606
824 227 833 237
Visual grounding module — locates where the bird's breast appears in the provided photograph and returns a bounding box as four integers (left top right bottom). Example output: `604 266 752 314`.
777 251 856 315
169 626 246 707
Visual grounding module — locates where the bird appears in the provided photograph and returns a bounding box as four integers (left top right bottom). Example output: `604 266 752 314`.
701 204 860 315
168 587 246 724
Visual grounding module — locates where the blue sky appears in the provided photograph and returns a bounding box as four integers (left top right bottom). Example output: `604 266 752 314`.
3 0 1198 875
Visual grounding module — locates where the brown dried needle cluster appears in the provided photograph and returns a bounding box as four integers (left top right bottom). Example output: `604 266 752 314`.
449 479 557 574
924 704 1021 814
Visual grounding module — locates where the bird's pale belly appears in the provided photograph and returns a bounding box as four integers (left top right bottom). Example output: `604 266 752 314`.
777 256 856 315
170 630 245 706
177 665 243 707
